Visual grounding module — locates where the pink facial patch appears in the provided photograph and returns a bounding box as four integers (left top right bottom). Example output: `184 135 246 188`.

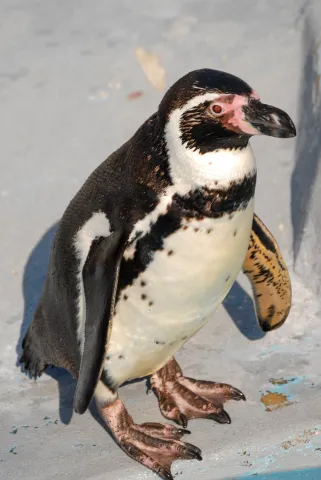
212 94 260 135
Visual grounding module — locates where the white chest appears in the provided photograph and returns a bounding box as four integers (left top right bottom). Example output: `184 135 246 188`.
105 200 254 386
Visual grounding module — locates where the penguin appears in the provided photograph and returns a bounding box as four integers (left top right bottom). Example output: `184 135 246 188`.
20 69 296 480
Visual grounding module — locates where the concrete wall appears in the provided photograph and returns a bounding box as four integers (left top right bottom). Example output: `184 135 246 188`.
292 14 321 297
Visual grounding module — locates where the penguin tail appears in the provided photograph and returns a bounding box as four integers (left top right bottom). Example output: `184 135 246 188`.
20 335 46 378
20 308 48 378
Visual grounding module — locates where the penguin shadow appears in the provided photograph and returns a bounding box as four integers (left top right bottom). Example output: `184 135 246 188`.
222 282 265 340
16 222 76 425
17 221 263 427
291 12 321 262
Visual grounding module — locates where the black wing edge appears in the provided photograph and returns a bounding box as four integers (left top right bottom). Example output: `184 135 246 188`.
74 229 129 414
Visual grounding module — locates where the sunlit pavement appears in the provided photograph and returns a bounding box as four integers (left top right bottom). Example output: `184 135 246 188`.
1 1 321 479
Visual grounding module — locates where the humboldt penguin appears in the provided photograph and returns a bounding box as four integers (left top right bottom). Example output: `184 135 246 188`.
21 69 295 480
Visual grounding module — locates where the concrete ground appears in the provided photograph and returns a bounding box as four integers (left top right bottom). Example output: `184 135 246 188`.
1 1 321 479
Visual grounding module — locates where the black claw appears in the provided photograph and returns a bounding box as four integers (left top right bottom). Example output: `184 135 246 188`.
232 388 246 401
175 427 191 435
184 442 203 460
193 451 203 461
158 468 173 480
185 448 203 461
208 410 231 424
176 413 188 428
185 441 202 452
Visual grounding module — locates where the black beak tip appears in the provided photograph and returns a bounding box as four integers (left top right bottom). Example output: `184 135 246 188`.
244 100 296 139
283 117 296 138
289 122 296 137
273 112 296 139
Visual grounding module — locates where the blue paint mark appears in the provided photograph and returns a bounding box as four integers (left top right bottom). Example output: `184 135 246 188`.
246 453 276 471
304 443 315 450
258 345 282 358
235 467 321 479
271 377 305 387
235 427 321 478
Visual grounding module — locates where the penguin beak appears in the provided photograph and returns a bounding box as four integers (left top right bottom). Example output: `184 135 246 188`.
242 99 296 138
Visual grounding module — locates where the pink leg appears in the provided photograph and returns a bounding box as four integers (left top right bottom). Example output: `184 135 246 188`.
151 357 245 428
99 397 202 480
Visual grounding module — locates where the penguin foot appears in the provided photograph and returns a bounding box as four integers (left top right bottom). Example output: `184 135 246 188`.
99 397 202 480
151 357 245 427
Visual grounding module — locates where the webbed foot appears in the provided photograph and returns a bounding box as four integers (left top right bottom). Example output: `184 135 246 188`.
151 357 245 427
99 397 202 480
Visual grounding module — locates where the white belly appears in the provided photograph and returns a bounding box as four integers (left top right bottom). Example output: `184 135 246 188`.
105 200 254 386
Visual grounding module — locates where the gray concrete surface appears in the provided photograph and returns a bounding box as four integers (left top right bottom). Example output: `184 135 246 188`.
292 12 321 297
1 1 321 479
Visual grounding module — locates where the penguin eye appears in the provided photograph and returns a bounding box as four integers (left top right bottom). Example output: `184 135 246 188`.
211 104 223 115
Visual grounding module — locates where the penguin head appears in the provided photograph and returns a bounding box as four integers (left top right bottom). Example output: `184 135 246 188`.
159 69 296 154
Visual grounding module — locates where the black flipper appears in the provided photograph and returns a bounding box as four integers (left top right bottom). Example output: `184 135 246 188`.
74 229 129 414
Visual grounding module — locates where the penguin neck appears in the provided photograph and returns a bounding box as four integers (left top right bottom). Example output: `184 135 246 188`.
145 113 257 199
164 121 257 195
144 113 172 185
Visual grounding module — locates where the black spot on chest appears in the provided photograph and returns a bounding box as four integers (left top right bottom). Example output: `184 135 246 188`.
118 205 182 292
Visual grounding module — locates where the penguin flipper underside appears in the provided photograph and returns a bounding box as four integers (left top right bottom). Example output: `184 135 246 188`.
243 213 292 332
74 229 129 415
